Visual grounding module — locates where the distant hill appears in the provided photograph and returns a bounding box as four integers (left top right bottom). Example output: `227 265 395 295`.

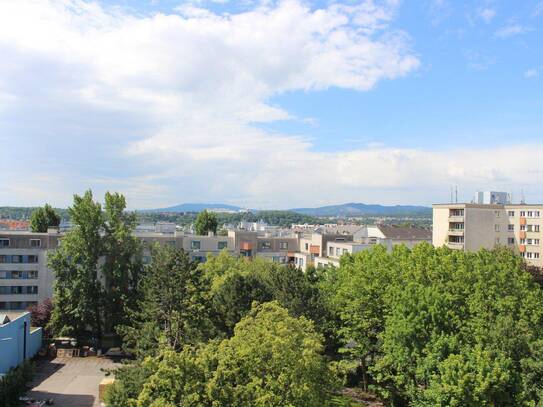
290 202 431 217
144 203 243 213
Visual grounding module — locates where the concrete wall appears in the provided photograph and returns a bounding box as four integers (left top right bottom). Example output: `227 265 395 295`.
0 312 42 375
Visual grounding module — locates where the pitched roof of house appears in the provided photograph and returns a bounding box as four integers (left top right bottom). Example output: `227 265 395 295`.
377 225 432 240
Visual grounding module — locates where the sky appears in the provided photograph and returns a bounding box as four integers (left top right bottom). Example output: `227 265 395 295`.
0 0 542 209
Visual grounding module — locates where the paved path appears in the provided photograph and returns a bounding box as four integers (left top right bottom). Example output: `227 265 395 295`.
26 357 117 407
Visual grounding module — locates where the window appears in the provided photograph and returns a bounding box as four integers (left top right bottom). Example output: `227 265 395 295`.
27 271 38 279
299 258 304 266
536 211 541 218
279 242 288 250
508 224 515 231
30 239 41 248
528 211 533 217
260 241 272 250
535 253 541 259
191 240 201 250
528 239 533 245
535 239 540 245
218 241 228 250
521 211 526 217
0 271 6 279
495 237 500 245
495 211 500 217
305 243 309 251
494 224 500 232
329 246 333 255
10 271 22 279
192 256 206 263
535 225 541 232
521 225 526 231
526 252 534 259
507 237 515 245
27 255 38 263
342 249 349 254
0 239 9 247
336 248 341 256
12 255 21 263
450 209 464 216
521 238 526 244
508 211 515 217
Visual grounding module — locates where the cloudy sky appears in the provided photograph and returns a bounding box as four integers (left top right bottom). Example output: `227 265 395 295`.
0 0 542 209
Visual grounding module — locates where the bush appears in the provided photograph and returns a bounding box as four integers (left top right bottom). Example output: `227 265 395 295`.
0 361 35 407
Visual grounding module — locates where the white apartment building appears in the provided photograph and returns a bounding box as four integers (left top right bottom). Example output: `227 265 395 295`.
433 203 543 268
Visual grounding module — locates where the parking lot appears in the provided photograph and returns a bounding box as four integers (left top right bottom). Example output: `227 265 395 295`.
26 357 117 407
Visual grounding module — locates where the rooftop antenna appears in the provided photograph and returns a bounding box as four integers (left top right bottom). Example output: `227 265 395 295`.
521 189 526 205
455 186 458 203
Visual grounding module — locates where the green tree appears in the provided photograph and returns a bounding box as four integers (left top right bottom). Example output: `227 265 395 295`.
102 192 143 333
116 302 337 407
120 245 213 358
48 190 143 346
206 301 336 406
329 243 543 405
29 203 60 232
194 209 218 235
48 190 104 344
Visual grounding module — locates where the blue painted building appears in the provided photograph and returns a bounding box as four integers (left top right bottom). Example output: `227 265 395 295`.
0 311 42 375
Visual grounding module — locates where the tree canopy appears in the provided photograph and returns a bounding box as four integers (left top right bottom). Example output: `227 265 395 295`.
29 203 61 232
194 209 218 235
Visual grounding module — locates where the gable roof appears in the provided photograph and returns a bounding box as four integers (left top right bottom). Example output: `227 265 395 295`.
377 225 432 241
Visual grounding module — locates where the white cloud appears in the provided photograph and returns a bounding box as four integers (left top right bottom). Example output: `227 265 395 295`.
524 69 539 79
495 23 528 38
478 7 496 23
2 1 541 209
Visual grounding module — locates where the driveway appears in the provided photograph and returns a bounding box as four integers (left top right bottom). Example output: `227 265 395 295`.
26 357 117 407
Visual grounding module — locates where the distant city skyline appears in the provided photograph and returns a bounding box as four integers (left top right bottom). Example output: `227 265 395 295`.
1 0 542 209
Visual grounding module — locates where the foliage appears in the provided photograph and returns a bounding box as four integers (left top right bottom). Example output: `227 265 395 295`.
119 244 213 358
49 190 143 346
110 302 336 407
102 192 143 333
27 298 53 337
194 209 218 235
0 361 34 407
29 203 61 232
329 243 543 405
49 190 104 343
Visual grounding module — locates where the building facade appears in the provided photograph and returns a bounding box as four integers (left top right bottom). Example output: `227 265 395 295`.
433 203 543 268
0 312 42 375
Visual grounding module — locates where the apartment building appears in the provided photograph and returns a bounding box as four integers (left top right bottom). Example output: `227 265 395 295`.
433 203 543 268
0 231 60 312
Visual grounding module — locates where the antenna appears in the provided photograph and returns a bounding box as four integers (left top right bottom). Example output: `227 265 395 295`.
455 186 458 203
521 189 526 205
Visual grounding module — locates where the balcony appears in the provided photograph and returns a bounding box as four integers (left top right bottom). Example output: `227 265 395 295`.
447 242 464 250
448 215 464 222
448 229 464 236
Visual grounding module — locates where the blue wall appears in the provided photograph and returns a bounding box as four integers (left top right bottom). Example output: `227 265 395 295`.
0 312 42 375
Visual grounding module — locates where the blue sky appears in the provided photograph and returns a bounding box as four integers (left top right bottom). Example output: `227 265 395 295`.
0 0 542 209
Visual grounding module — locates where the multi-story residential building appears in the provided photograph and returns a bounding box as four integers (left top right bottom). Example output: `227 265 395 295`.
433 202 543 268
0 223 432 310
0 230 60 312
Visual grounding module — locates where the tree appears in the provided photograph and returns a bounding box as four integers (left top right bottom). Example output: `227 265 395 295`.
194 209 218 235
120 245 213 358
102 192 143 333
329 243 543 405
48 190 143 346
27 298 53 337
206 302 336 407
48 190 104 344
110 302 337 406
29 204 60 233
